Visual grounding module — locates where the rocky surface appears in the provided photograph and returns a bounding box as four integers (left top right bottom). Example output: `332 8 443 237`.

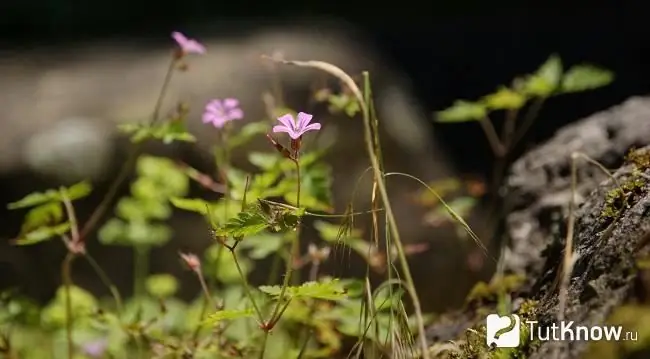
424 96 650 358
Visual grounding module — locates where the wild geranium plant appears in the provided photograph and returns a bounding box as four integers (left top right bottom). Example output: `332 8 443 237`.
1 31 462 359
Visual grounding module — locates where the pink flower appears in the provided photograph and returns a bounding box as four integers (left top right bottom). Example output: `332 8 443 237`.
81 338 108 358
180 252 201 272
202 98 244 128
272 112 321 139
171 31 206 55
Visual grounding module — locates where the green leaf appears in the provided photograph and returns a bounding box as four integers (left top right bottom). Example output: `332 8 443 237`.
435 100 487 123
523 54 563 97
283 163 333 212
202 308 255 325
481 86 527 110
560 65 614 93
62 181 93 200
259 278 347 301
118 121 196 144
145 274 179 298
98 219 171 247
313 220 362 243
169 197 211 214
20 202 63 234
238 233 285 259
205 244 253 283
98 218 128 245
14 223 71 245
126 221 172 247
135 155 189 199
228 122 270 148
214 207 269 238
327 93 360 118
248 152 281 171
7 181 92 209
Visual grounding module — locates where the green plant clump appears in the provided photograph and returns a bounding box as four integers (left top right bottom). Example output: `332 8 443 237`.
0 33 617 359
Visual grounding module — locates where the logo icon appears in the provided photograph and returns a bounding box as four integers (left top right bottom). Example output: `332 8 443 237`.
486 314 521 348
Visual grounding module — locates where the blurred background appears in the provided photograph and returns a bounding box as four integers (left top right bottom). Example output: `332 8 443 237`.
0 1 649 314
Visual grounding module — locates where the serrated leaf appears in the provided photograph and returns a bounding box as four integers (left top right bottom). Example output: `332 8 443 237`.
14 223 71 245
214 208 269 238
202 308 255 325
523 54 563 97
560 65 614 93
8 181 92 209
259 278 347 301
481 86 526 110
435 100 486 123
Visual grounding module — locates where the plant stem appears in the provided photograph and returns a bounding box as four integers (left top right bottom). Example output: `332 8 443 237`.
510 97 545 150
479 116 506 157
359 72 430 359
84 254 123 314
231 251 263 321
61 252 76 359
80 57 178 240
133 245 149 297
269 159 302 322
258 330 269 359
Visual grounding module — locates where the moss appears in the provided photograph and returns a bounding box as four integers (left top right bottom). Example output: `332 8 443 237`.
625 147 650 171
465 275 526 306
599 148 650 222
437 300 540 359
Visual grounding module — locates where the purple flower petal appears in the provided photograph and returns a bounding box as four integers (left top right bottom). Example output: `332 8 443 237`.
296 112 313 130
82 338 108 358
276 114 296 131
273 125 299 139
206 99 224 112
171 31 188 46
202 98 244 129
223 98 239 109
228 108 244 120
171 31 206 54
302 123 321 132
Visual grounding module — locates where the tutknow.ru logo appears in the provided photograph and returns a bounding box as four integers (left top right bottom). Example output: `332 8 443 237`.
486 314 638 348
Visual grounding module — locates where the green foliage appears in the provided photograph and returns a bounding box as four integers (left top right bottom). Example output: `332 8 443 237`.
7 182 92 246
521 54 563 97
7 181 92 210
560 64 614 93
203 308 256 325
327 93 361 118
41 286 98 329
259 278 347 301
436 54 614 125
98 155 188 247
9 50 607 359
118 120 196 144
482 86 526 110
436 100 487 123
213 205 270 238
145 274 179 298
227 121 270 148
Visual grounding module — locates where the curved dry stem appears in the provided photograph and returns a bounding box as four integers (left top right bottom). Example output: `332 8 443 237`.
384 172 488 256
261 55 429 358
